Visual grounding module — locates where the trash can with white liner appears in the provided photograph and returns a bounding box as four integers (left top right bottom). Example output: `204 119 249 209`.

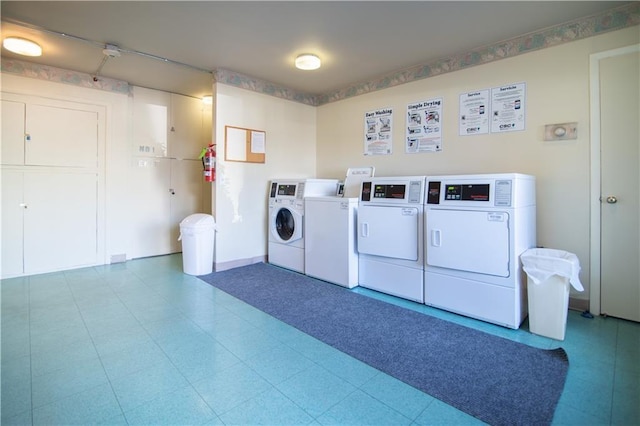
179 214 216 275
521 248 583 340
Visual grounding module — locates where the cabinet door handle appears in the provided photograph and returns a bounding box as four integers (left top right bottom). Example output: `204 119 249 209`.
19 203 28 209
169 189 175 195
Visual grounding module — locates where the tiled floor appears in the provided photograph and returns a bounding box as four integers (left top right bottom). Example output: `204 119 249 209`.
1 254 638 425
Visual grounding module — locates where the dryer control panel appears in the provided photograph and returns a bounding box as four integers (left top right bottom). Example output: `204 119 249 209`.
360 177 425 204
426 173 535 208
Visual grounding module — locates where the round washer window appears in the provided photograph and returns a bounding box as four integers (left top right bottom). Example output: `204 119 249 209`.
275 208 295 241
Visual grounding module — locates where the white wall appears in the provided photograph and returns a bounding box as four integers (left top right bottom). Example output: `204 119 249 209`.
1 74 131 264
316 27 640 303
212 83 317 270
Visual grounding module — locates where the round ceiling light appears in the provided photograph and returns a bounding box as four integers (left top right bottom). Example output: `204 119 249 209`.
3 37 42 57
295 54 321 71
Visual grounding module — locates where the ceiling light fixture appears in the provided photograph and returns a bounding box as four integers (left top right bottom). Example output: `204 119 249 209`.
3 37 42 57
295 54 321 71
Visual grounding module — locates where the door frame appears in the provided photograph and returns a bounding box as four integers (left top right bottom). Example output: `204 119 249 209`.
588 44 640 316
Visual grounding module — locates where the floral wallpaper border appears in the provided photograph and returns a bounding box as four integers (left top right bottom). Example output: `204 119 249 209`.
1 59 131 94
2 2 637 105
216 2 639 106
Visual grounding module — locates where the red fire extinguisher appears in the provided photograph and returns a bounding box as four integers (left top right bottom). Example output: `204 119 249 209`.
203 144 216 182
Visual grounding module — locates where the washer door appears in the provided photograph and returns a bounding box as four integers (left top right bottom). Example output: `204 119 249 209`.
270 206 303 243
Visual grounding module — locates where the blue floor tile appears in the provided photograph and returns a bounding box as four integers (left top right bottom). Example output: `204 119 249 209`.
31 356 109 408
219 387 314 425
32 383 121 425
414 398 485 425
2 254 639 425
124 386 217 425
276 365 357 418
316 389 412 425
191 362 273 415
360 372 434 421
110 359 190 413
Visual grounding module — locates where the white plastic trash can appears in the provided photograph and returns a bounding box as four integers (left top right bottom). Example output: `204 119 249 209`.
179 214 216 275
521 248 584 340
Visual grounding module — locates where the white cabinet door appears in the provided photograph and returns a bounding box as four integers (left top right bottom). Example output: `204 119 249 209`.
169 159 204 252
129 158 172 258
1 169 25 277
23 170 98 274
128 158 205 257
26 104 98 167
169 94 207 160
1 169 98 277
132 86 170 157
132 87 206 160
1 100 26 165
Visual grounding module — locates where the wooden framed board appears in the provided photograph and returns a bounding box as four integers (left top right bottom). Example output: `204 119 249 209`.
224 125 266 163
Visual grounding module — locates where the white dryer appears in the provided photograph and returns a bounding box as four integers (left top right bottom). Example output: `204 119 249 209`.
424 173 536 329
268 179 338 273
357 176 426 303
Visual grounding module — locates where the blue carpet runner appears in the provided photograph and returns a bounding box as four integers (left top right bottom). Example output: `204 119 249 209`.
199 263 568 425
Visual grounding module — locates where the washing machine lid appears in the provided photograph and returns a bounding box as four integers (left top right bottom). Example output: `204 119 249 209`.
342 166 375 198
270 205 303 243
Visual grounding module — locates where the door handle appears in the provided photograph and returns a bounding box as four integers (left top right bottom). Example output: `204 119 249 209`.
431 229 441 247
361 223 369 237
19 203 27 209
606 196 618 204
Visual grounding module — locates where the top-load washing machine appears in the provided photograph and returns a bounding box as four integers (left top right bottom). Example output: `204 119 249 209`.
268 179 338 273
424 173 536 328
304 167 374 288
357 176 427 302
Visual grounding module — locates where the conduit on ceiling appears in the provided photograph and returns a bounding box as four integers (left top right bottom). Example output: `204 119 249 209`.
2 17 213 75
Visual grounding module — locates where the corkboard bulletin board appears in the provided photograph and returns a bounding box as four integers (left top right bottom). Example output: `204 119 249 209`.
224 125 266 163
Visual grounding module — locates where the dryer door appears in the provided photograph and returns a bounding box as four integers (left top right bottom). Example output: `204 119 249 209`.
270 206 303 243
357 205 420 261
426 209 510 277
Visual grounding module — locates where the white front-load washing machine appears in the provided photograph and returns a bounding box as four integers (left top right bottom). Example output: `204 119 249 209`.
268 179 338 273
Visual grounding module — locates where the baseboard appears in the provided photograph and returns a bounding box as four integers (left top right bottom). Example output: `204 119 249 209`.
569 297 589 312
214 255 267 272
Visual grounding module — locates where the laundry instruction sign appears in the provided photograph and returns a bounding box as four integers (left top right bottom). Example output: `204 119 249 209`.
364 108 393 155
490 83 526 133
459 82 526 135
406 97 443 153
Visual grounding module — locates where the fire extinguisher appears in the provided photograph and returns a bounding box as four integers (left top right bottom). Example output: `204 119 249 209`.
202 143 216 182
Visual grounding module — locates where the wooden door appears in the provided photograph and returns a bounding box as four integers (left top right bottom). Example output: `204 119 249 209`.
599 47 640 322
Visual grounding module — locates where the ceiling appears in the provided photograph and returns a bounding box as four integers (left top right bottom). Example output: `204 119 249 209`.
0 1 632 100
